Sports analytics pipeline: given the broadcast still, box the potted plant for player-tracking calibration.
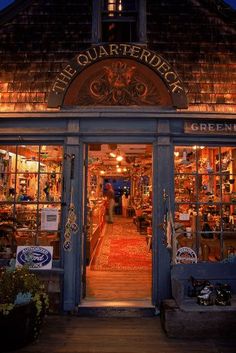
[0,265,49,351]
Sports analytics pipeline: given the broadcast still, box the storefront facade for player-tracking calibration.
[0,1,235,313]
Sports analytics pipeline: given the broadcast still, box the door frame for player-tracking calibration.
[78,139,158,305]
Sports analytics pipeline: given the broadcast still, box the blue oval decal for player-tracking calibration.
[17,246,52,268]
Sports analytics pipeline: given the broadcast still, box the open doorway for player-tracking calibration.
[84,143,153,304]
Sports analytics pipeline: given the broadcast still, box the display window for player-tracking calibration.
[0,145,63,260]
[174,145,236,262]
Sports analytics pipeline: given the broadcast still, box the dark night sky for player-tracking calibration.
[0,0,236,11]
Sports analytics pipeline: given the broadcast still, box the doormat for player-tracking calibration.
[91,217,152,271]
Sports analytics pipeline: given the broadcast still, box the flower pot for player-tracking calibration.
[0,301,44,351]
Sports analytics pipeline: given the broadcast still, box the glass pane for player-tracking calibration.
[175,175,196,202]
[175,203,198,257]
[199,203,221,231]
[39,174,62,202]
[197,146,219,173]
[16,173,38,202]
[39,205,61,232]
[0,204,14,222]
[198,174,220,202]
[200,235,221,262]
[223,231,236,260]
[0,220,17,259]
[220,147,235,173]
[0,145,17,173]
[17,145,40,173]
[0,174,15,201]
[15,204,37,229]
[174,146,197,173]
[40,146,63,172]
[15,229,36,246]
[38,231,60,259]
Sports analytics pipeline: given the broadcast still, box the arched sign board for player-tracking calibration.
[48,43,188,109]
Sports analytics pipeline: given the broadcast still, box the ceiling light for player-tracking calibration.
[116,155,123,161]
[109,152,116,158]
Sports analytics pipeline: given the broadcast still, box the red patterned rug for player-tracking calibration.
[91,217,152,271]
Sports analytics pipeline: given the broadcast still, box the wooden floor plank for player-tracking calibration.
[11,316,236,353]
[86,216,152,301]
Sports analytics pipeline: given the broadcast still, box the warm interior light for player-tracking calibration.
[193,145,205,150]
[109,152,116,158]
[100,170,105,175]
[116,155,123,161]
[174,151,179,157]
[117,168,122,173]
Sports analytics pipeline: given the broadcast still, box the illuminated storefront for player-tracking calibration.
[0,1,235,314]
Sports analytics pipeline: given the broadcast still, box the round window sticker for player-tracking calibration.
[176,247,197,264]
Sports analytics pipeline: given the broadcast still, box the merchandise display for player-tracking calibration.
[174,146,236,262]
[0,145,63,259]
[86,144,153,264]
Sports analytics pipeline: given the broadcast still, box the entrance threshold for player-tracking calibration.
[77,299,157,317]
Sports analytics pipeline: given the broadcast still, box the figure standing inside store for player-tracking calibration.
[105,183,115,224]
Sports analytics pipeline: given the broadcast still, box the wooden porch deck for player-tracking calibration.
[11,315,236,353]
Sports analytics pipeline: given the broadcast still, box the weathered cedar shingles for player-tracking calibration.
[147,0,236,112]
[0,0,92,111]
[0,0,235,112]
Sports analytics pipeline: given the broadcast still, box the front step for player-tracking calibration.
[77,300,158,317]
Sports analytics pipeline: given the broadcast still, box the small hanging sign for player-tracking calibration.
[41,208,59,231]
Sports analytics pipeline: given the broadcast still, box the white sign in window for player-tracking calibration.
[41,208,59,231]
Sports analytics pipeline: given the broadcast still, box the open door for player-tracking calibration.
[81,144,89,299]
[84,143,153,304]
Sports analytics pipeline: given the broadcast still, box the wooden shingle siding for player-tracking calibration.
[0,0,235,112]
[147,0,236,112]
[0,0,92,111]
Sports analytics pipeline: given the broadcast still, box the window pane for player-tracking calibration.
[15,229,36,246]
[0,144,64,260]
[40,146,63,171]
[174,146,197,173]
[175,175,196,202]
[197,174,219,202]
[16,173,38,202]
[200,236,221,262]
[17,146,39,173]
[16,204,37,229]
[223,231,236,260]
[0,204,14,222]
[174,145,236,263]
[39,205,61,231]
[39,174,62,202]
[197,146,219,173]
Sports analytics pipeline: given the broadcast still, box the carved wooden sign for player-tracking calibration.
[48,44,188,109]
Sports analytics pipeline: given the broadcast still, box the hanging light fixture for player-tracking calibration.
[109,152,116,158]
[116,149,123,161]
